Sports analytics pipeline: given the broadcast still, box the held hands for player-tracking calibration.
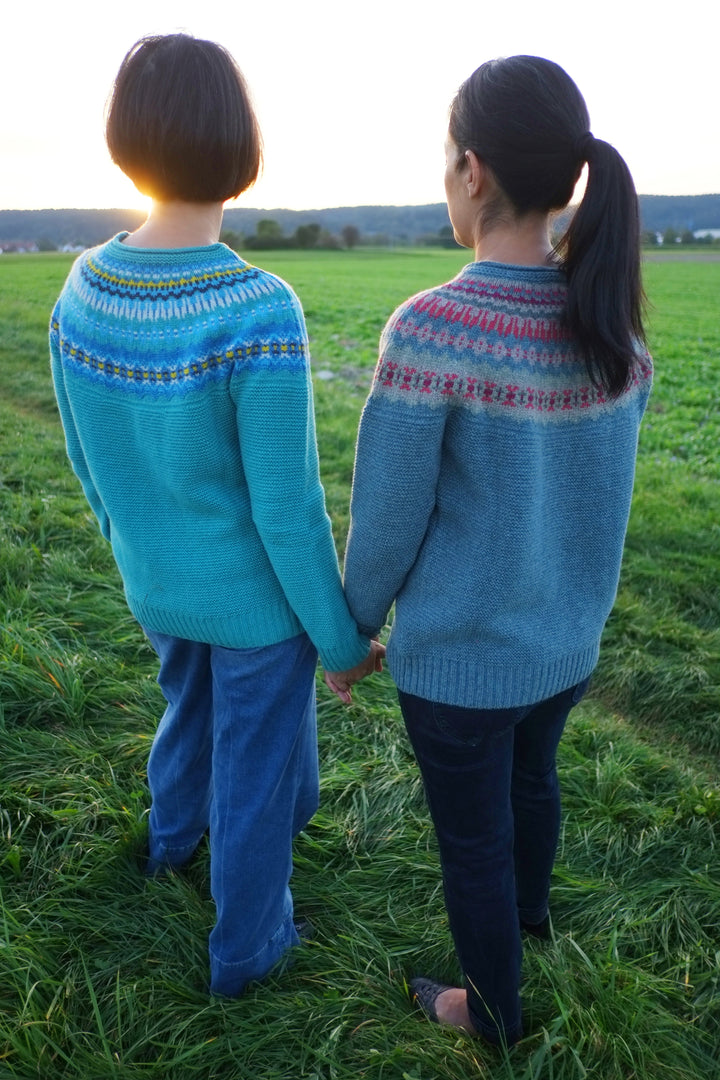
[324,639,386,705]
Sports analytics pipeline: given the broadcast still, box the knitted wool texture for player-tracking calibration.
[343,261,653,708]
[50,234,368,672]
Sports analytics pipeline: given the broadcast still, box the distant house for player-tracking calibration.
[0,241,39,253]
[694,229,720,240]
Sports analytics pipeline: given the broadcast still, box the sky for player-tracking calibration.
[2,0,717,213]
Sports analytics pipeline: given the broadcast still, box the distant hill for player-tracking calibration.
[1,195,719,249]
[0,205,452,249]
[638,194,720,233]
[0,208,146,250]
[221,204,455,243]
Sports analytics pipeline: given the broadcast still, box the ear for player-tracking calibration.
[464,149,487,198]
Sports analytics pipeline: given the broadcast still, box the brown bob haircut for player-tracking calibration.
[106,34,262,203]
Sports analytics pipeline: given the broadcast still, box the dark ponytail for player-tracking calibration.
[554,137,646,396]
[449,56,646,397]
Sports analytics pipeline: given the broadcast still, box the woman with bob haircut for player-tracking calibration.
[343,55,652,1046]
[50,33,383,997]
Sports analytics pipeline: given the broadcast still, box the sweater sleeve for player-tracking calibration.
[231,289,369,673]
[343,317,449,637]
[49,311,112,542]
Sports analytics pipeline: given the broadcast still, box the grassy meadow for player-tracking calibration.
[0,247,718,1079]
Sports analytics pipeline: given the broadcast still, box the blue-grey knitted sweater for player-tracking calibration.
[50,234,369,672]
[343,261,652,707]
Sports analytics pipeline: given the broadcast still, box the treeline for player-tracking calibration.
[229,220,360,251]
[222,204,456,247]
[638,193,720,234]
[222,219,459,252]
[643,226,718,246]
[0,205,456,251]
[1,194,719,250]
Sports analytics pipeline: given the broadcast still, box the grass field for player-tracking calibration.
[0,248,718,1079]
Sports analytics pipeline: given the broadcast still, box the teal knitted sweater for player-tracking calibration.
[50,234,369,672]
[343,261,653,708]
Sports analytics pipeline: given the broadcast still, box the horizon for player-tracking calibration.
[3,191,720,216]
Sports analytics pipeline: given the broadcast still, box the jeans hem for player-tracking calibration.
[469,1012,524,1047]
[517,904,549,925]
[147,834,204,875]
[209,915,299,997]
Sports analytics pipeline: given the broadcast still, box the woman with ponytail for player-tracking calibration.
[343,56,652,1046]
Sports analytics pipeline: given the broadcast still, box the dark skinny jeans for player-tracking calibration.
[399,678,590,1046]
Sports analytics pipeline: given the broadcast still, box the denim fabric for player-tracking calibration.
[144,629,319,996]
[398,678,590,1046]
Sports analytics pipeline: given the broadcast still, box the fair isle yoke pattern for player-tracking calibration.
[370,261,653,419]
[79,251,259,301]
[51,332,307,392]
[50,235,308,395]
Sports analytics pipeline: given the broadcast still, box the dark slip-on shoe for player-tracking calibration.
[409,977,455,1023]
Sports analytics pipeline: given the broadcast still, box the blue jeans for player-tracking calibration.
[143,629,319,996]
[398,678,590,1046]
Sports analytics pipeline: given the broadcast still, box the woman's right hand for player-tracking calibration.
[323,639,386,704]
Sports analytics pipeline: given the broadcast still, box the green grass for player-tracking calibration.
[594,261,720,760]
[0,249,718,1079]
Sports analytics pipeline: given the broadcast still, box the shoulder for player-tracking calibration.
[50,241,106,333]
[240,263,305,320]
[72,235,128,276]
[57,239,108,292]
[383,275,460,333]
[231,264,308,353]
[368,276,466,410]
[376,277,460,362]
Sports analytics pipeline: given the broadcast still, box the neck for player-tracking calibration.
[123,200,225,249]
[473,213,553,267]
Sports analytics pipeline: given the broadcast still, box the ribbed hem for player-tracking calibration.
[127,594,304,650]
[389,644,599,709]
[127,595,369,673]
